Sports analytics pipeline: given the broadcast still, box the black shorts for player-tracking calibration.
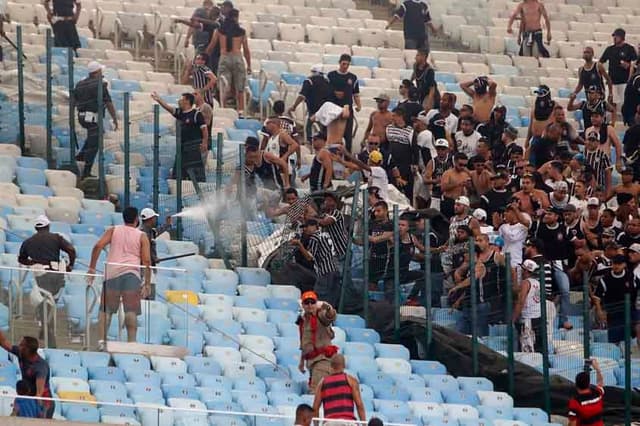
[52,20,81,49]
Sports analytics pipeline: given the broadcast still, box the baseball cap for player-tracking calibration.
[612,28,626,38]
[472,208,487,221]
[87,61,105,74]
[586,131,600,140]
[554,181,568,192]
[368,150,383,164]
[455,196,470,207]
[34,215,50,228]
[301,290,317,302]
[628,243,640,253]
[612,254,627,264]
[374,93,390,102]
[140,208,159,221]
[521,259,539,273]
[563,204,577,212]
[434,138,449,148]
[545,206,563,215]
[534,84,550,96]
[587,197,600,206]
[310,63,323,74]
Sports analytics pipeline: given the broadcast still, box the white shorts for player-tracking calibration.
[613,83,626,110]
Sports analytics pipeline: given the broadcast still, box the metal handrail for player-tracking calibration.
[0,394,414,426]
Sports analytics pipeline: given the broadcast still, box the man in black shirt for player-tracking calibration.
[386,0,439,52]
[411,48,438,110]
[599,28,638,111]
[529,123,560,168]
[45,0,81,53]
[74,61,118,179]
[152,91,209,182]
[478,105,507,157]
[622,73,640,126]
[368,201,393,291]
[18,215,76,348]
[289,64,333,143]
[327,55,361,152]
[622,105,640,181]
[481,171,512,225]
[593,254,635,343]
[616,217,640,248]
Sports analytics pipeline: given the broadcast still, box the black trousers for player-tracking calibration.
[344,106,354,152]
[52,20,81,50]
[77,122,99,178]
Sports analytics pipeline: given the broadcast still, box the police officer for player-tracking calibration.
[18,215,76,348]
[74,61,118,179]
[44,0,82,53]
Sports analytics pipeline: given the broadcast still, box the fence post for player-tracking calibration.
[68,48,77,170]
[505,253,515,397]
[582,271,590,364]
[362,189,369,325]
[238,145,247,267]
[17,25,25,152]
[624,293,631,426]
[123,92,131,207]
[338,174,361,314]
[539,264,551,418]
[97,73,105,199]
[393,204,400,341]
[45,28,53,167]
[215,133,223,191]
[424,219,432,358]
[469,238,478,376]
[152,105,160,212]
[175,124,182,240]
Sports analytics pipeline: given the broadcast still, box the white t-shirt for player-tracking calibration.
[426,109,458,136]
[499,222,528,266]
[365,166,389,201]
[417,129,435,162]
[454,130,481,158]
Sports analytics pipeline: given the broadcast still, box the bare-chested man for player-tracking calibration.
[363,94,393,145]
[526,84,555,150]
[459,76,497,124]
[506,0,551,58]
[440,152,472,219]
[608,168,640,202]
[513,173,550,215]
[585,108,623,173]
[206,8,251,116]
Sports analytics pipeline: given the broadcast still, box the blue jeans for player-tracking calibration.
[553,268,571,327]
[456,302,490,337]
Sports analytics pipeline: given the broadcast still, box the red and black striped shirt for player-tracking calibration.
[320,373,355,420]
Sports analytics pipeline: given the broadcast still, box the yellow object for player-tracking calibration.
[165,290,199,305]
[57,391,97,402]
[368,150,383,164]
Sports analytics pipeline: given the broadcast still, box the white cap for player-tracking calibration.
[455,196,470,207]
[472,208,487,221]
[34,215,50,228]
[434,138,449,148]
[521,259,539,272]
[87,61,105,74]
[629,243,640,253]
[140,208,159,221]
[554,181,568,191]
[587,197,600,206]
[310,64,323,74]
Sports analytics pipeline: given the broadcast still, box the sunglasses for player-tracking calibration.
[457,162,468,167]
[368,142,379,145]
[302,299,316,305]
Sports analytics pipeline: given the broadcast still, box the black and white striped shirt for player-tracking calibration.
[321,209,348,259]
[530,254,554,297]
[192,64,215,106]
[584,149,610,189]
[307,231,338,276]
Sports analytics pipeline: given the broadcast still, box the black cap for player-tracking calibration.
[612,28,626,38]
[545,206,563,215]
[563,204,577,212]
[491,171,509,180]
[612,254,627,264]
[245,136,260,150]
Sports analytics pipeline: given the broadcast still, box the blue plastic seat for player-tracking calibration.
[166,330,204,355]
[231,390,268,405]
[264,297,299,311]
[44,349,81,366]
[234,119,262,132]
[112,353,151,371]
[20,184,53,197]
[513,407,549,423]
[267,391,302,406]
[124,369,161,386]
[442,389,480,405]
[345,355,378,376]
[184,356,222,375]
[87,366,126,382]
[235,296,266,309]
[280,72,305,85]
[203,330,240,349]
[15,167,46,186]
[335,314,366,329]
[71,224,105,236]
[477,405,513,421]
[89,379,127,396]
[162,384,199,399]
[198,387,233,405]
[226,128,257,141]
[394,373,426,390]
[435,72,457,84]
[79,351,110,368]
[202,279,238,296]
[342,342,376,358]
[80,211,113,227]
[424,374,459,392]
[358,371,395,389]
[266,378,302,394]
[266,309,298,324]
[235,267,271,286]
[209,415,248,426]
[375,343,410,360]
[17,157,47,170]
[457,376,494,392]
[344,327,381,344]
[99,404,136,419]
[196,374,232,390]
[351,56,378,68]
[373,399,411,419]
[409,387,443,403]
[51,365,88,380]
[110,79,142,92]
[0,363,18,387]
[374,385,410,401]
[61,403,100,423]
[233,376,266,392]
[242,321,278,339]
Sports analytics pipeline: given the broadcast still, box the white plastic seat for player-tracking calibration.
[435,61,462,73]
[364,19,386,30]
[201,305,233,322]
[51,377,90,393]
[408,401,444,419]
[240,348,277,365]
[232,307,267,323]
[238,335,274,352]
[237,285,270,298]
[0,386,16,416]
[479,35,506,55]
[477,390,514,408]
[385,30,404,49]
[461,62,490,75]
[267,285,300,300]
[333,27,360,46]
[375,358,412,376]
[150,356,187,373]
[277,23,305,42]
[44,169,76,188]
[222,362,255,378]
[16,194,48,209]
[379,57,406,69]
[306,25,334,44]
[204,346,242,364]
[443,403,478,420]
[199,294,233,308]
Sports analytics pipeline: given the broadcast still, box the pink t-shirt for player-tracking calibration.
[105,225,143,280]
